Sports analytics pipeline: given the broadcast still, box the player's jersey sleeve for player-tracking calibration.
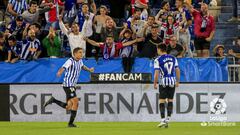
[36,39,42,51]
[62,59,73,69]
[154,58,160,70]
[80,59,85,68]
[175,57,179,68]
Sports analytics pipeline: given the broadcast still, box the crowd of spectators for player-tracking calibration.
[0,0,239,72]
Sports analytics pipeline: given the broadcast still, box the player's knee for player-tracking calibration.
[66,100,73,110]
[73,97,79,103]
[159,99,166,103]
[71,98,79,108]
[66,106,71,110]
[168,99,173,102]
[74,98,79,106]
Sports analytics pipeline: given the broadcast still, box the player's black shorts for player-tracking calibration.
[194,37,210,50]
[63,87,77,100]
[159,85,175,99]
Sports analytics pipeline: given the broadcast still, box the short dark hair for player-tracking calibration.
[134,8,141,13]
[148,15,155,19]
[167,14,174,19]
[99,5,108,14]
[167,15,176,24]
[157,43,167,52]
[71,22,79,27]
[82,3,89,7]
[176,0,184,3]
[16,16,23,21]
[161,0,169,8]
[73,47,83,54]
[100,5,107,10]
[217,46,224,50]
[29,1,37,6]
[8,35,16,41]
[32,22,41,29]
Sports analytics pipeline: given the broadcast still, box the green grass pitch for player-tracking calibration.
[0,122,239,135]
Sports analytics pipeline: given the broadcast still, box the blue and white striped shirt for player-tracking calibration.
[7,41,22,57]
[21,38,41,60]
[154,54,179,87]
[8,0,28,19]
[63,57,84,87]
[76,12,94,33]
[63,3,77,22]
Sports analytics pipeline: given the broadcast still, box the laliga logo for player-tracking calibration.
[210,98,227,115]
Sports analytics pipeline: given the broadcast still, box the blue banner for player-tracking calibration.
[0,58,228,83]
[177,58,228,82]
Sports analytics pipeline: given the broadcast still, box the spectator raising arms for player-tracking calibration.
[42,27,61,58]
[139,24,163,59]
[76,3,94,57]
[41,0,64,30]
[142,16,155,37]
[59,15,86,57]
[155,1,171,23]
[127,8,145,38]
[119,28,136,73]
[21,24,42,60]
[22,1,51,24]
[185,0,215,58]
[93,5,114,56]
[85,35,144,59]
[161,15,179,45]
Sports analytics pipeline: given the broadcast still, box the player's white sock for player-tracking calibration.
[157,118,167,127]
[166,117,170,123]
[161,118,166,123]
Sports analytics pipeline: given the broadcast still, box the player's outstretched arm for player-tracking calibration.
[175,67,180,87]
[154,70,160,89]
[56,67,65,77]
[83,65,94,73]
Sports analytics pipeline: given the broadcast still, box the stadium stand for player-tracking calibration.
[0,0,239,82]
